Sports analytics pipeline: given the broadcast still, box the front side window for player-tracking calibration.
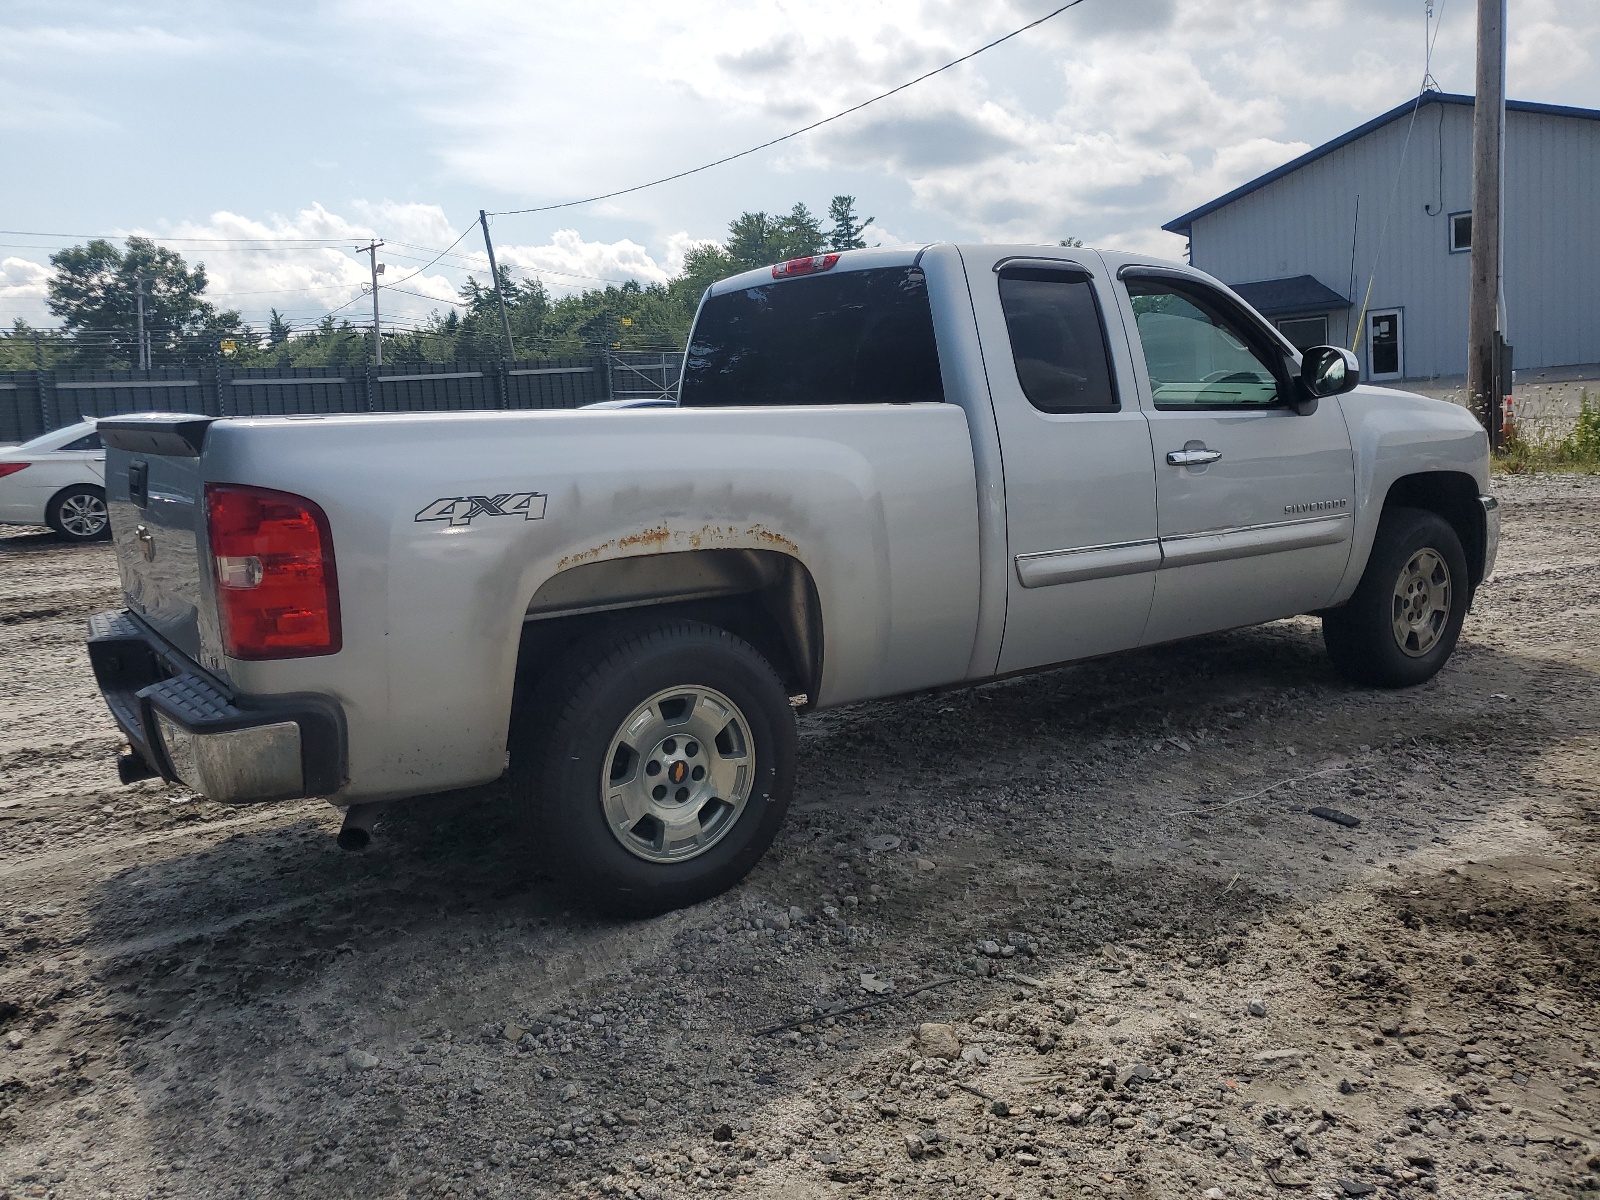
[997,267,1117,414]
[1125,278,1284,409]
[680,266,943,407]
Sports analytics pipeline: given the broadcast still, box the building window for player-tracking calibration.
[1276,315,1329,352]
[1449,211,1472,253]
[1367,309,1404,380]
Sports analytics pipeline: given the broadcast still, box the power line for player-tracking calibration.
[0,229,362,245]
[489,0,1091,217]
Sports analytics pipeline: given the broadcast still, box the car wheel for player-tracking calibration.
[46,485,110,543]
[510,619,797,916]
[1323,506,1469,688]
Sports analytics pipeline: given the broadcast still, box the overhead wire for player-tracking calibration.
[1350,0,1450,354]
[487,0,1091,217]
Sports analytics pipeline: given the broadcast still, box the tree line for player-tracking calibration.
[0,196,876,371]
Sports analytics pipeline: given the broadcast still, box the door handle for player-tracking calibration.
[1167,447,1222,466]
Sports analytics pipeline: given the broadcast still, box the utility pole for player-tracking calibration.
[1467,0,1507,448]
[135,275,148,371]
[357,240,385,365]
[479,211,516,361]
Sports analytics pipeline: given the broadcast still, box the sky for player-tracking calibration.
[2,0,1597,336]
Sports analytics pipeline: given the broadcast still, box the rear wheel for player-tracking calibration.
[46,485,110,542]
[1323,506,1468,687]
[510,619,796,916]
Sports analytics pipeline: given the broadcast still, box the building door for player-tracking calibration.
[1118,270,1357,645]
[1367,309,1404,380]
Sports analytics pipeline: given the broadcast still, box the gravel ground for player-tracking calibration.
[1,476,1598,1200]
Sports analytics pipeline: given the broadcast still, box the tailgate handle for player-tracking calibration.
[128,460,149,508]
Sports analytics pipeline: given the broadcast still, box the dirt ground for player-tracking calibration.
[2,475,1599,1200]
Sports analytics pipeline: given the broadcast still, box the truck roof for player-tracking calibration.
[706,244,1193,298]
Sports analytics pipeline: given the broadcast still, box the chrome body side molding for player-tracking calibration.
[1015,514,1352,587]
[1159,513,1352,568]
[1014,539,1160,588]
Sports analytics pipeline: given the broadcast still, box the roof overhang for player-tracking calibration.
[1164,91,1600,236]
[1229,275,1352,318]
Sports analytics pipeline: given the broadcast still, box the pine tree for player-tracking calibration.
[776,203,825,258]
[826,196,875,251]
[268,308,291,347]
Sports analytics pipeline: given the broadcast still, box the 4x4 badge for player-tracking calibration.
[415,492,547,527]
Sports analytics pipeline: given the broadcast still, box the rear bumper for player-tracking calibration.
[87,610,345,802]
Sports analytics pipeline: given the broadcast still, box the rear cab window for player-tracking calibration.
[680,265,943,407]
[997,266,1118,414]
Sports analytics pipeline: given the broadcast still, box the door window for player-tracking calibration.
[680,266,943,407]
[997,267,1118,414]
[1125,277,1285,408]
[1367,309,1404,379]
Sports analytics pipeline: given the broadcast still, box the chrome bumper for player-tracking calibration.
[1480,494,1500,584]
[87,610,344,803]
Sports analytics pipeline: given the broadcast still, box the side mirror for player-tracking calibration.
[1299,345,1360,401]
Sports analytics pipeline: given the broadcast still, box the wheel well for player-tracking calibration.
[1382,471,1485,587]
[512,549,823,713]
[47,481,104,506]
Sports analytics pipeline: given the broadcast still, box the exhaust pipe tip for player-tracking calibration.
[337,803,381,852]
[117,750,158,786]
[335,826,372,852]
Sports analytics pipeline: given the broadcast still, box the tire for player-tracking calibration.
[46,485,110,543]
[510,619,797,916]
[1323,506,1469,688]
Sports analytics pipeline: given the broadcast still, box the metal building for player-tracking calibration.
[1163,91,1600,384]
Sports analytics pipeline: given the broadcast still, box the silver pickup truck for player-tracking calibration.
[88,244,1499,913]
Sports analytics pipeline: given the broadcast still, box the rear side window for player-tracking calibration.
[680,266,943,407]
[60,431,103,452]
[998,267,1118,413]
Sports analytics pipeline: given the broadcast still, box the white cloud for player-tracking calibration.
[0,258,52,323]
[499,229,672,292]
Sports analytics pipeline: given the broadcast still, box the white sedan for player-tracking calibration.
[0,420,109,542]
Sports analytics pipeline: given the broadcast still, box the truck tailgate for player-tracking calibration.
[100,416,214,663]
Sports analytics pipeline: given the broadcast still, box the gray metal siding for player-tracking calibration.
[1188,104,1598,379]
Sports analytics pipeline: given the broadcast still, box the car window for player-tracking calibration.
[15,425,89,452]
[680,266,943,407]
[997,267,1117,414]
[60,431,103,452]
[1125,278,1284,409]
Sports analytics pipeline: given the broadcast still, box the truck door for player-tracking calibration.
[1115,268,1356,645]
[969,252,1160,673]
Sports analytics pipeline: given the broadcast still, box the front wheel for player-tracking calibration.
[46,485,110,542]
[1323,506,1469,688]
[510,619,796,916]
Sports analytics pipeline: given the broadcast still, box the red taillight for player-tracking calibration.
[204,483,341,660]
[771,253,840,279]
[0,463,30,479]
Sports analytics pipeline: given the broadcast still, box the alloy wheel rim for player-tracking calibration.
[59,493,107,538]
[1391,547,1452,657]
[600,685,755,864]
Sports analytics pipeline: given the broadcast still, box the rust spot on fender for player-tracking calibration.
[554,522,800,571]
[744,524,800,555]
